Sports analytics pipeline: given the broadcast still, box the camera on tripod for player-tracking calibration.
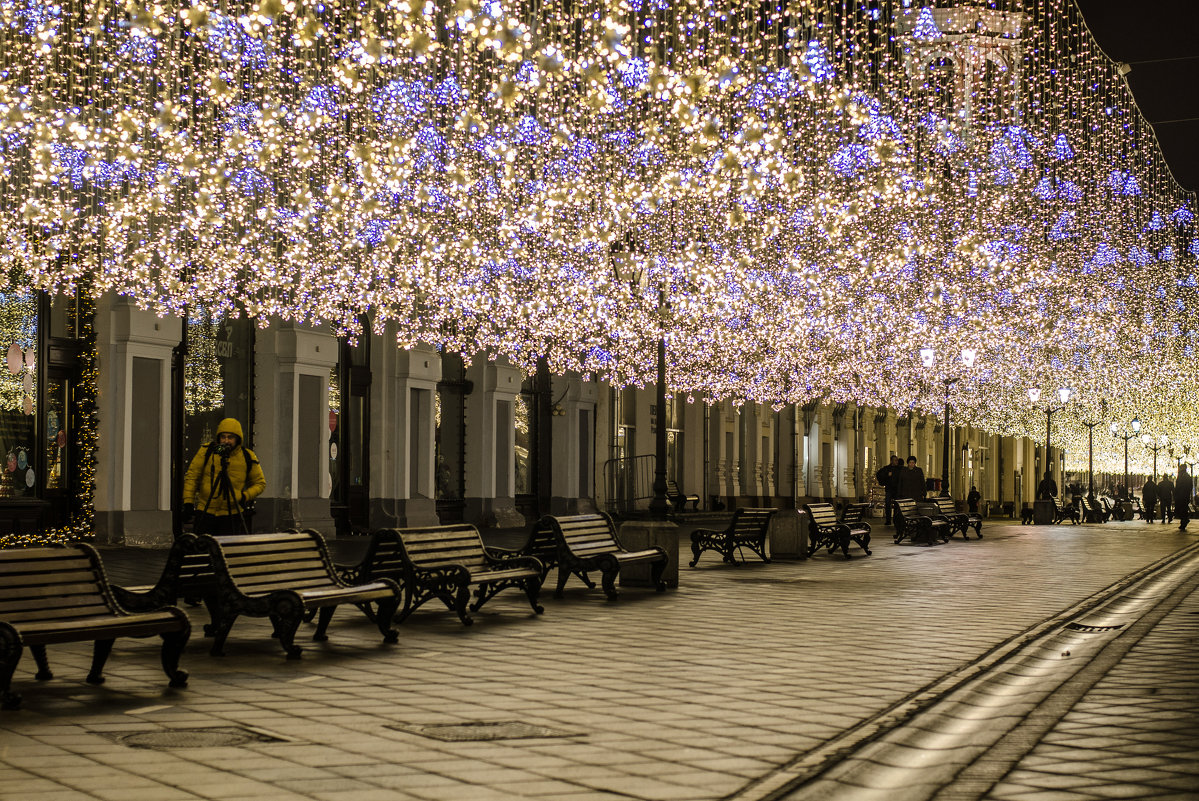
[213,442,233,457]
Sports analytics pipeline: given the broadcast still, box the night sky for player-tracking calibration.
[1075,0,1199,192]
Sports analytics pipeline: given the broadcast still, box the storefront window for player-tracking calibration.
[0,290,37,498]
[184,307,254,458]
[514,394,532,495]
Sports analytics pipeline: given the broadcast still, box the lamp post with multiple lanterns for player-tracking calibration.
[1110,419,1142,494]
[1028,387,1072,486]
[920,347,977,498]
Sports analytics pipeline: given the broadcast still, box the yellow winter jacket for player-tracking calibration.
[183,418,267,516]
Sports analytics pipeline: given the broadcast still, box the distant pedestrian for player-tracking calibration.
[1175,465,1193,531]
[897,455,926,500]
[1037,471,1057,500]
[1142,478,1158,522]
[876,455,902,525]
[966,486,981,515]
[1158,474,1174,523]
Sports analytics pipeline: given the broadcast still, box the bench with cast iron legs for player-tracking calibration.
[1,544,190,710]
[534,513,667,600]
[929,496,983,538]
[1053,496,1080,525]
[690,507,778,566]
[803,503,871,558]
[666,480,700,512]
[352,525,544,626]
[893,498,946,545]
[198,531,401,659]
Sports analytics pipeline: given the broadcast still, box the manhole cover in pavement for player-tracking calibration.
[112,727,285,749]
[1064,622,1126,633]
[387,721,581,741]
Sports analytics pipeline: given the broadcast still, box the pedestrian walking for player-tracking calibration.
[1174,465,1193,531]
[1158,474,1174,523]
[876,455,901,525]
[897,455,926,501]
[1141,478,1158,522]
[182,418,267,536]
[967,485,981,515]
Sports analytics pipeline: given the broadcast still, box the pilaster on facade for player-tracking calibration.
[95,298,181,545]
[463,357,525,528]
[549,373,598,515]
[372,343,441,528]
[708,400,740,501]
[254,322,338,535]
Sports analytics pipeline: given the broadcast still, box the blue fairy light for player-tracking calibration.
[1033,177,1056,201]
[51,144,87,189]
[1059,181,1082,202]
[829,144,872,177]
[1128,246,1154,267]
[1147,210,1165,231]
[223,102,260,134]
[1089,242,1121,267]
[912,6,941,40]
[1052,133,1074,160]
[230,168,272,197]
[1121,175,1141,196]
[1171,205,1195,226]
[11,0,60,36]
[617,58,650,90]
[802,41,834,83]
[434,76,465,106]
[1050,211,1076,241]
[206,13,267,69]
[1159,246,1175,261]
[515,115,548,146]
[356,219,391,246]
[371,79,428,128]
[515,61,539,86]
[116,28,158,65]
[301,85,341,117]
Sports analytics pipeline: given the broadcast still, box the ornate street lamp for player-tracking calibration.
[1082,419,1100,502]
[920,347,976,498]
[1029,386,1072,484]
[1141,433,1167,481]
[1110,418,1141,494]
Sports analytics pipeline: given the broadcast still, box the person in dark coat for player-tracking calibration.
[966,485,981,515]
[1142,478,1158,522]
[1158,474,1174,523]
[876,455,901,525]
[1174,465,1193,531]
[1037,471,1057,500]
[897,455,926,500]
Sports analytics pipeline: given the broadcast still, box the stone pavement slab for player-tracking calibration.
[1,520,1195,801]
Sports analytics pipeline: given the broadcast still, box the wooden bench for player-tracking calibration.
[198,531,402,659]
[1081,496,1109,523]
[839,503,874,555]
[930,496,983,538]
[534,513,667,599]
[353,525,544,625]
[666,480,700,512]
[1,544,190,710]
[1053,496,1080,524]
[689,507,777,565]
[802,503,870,558]
[893,498,947,545]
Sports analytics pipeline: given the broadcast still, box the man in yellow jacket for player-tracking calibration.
[182,418,266,536]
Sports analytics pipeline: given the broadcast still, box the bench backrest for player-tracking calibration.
[387,524,488,571]
[841,503,870,525]
[893,498,920,519]
[1081,497,1098,512]
[665,479,682,496]
[203,531,338,596]
[0,545,116,625]
[930,497,958,516]
[729,507,777,535]
[542,513,622,557]
[803,503,839,529]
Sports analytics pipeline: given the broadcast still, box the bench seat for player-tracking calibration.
[198,531,401,659]
[690,507,777,565]
[929,496,983,538]
[1,545,190,710]
[666,480,700,512]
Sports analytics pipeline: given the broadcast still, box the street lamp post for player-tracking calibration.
[1082,420,1100,501]
[920,347,976,498]
[1142,434,1167,481]
[1028,386,1072,486]
[1110,418,1141,494]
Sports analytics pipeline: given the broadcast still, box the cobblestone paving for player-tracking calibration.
[986,575,1199,801]
[1,521,1195,801]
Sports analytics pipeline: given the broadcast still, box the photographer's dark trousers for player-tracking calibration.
[195,512,248,536]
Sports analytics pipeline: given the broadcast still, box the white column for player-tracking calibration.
[549,373,598,515]
[254,322,338,534]
[371,343,441,528]
[463,357,525,528]
[94,297,179,546]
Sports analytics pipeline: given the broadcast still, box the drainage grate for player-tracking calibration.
[387,721,581,742]
[109,727,287,749]
[1064,622,1126,633]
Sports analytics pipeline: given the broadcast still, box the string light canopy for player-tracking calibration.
[0,0,1194,452]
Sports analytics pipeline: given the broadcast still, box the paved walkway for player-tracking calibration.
[1,519,1197,801]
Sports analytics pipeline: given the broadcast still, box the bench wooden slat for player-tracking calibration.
[523,513,668,600]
